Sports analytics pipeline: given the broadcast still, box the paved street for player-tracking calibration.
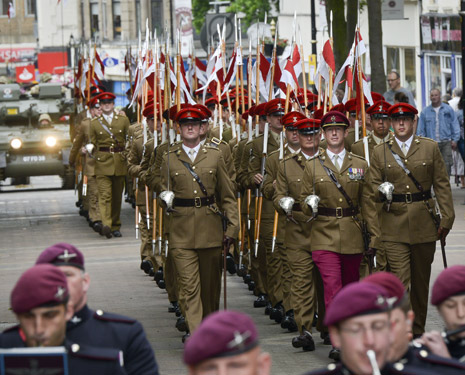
[0,176,464,374]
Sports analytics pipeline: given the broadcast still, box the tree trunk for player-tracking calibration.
[346,0,357,51]
[325,0,347,70]
[367,0,386,94]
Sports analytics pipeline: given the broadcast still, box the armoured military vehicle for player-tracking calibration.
[0,83,75,188]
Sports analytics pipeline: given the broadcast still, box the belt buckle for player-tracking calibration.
[405,193,412,204]
[335,207,343,219]
[109,146,114,154]
[194,197,201,208]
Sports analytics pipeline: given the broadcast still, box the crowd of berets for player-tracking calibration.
[1,83,464,374]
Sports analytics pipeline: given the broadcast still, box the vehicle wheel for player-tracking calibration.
[12,176,30,185]
[62,166,75,189]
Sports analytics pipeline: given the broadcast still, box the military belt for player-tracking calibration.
[173,196,216,208]
[389,191,432,203]
[99,146,124,153]
[292,203,302,211]
[318,206,359,218]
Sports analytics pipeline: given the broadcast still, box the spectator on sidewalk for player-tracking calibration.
[417,88,460,176]
[384,70,416,106]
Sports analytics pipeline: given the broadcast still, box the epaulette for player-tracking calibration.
[352,138,363,146]
[204,145,221,152]
[417,136,433,144]
[349,152,366,161]
[67,342,124,365]
[245,139,254,145]
[209,137,222,148]
[283,153,295,161]
[93,309,136,324]
[268,149,280,157]
[414,348,465,370]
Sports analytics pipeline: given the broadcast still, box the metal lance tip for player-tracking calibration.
[304,194,320,217]
[84,143,95,156]
[160,191,175,212]
[378,181,394,211]
[366,350,381,375]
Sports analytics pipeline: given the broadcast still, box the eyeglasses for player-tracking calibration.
[387,79,399,82]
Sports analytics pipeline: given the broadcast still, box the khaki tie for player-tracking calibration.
[188,149,196,162]
[333,155,341,171]
[401,143,408,156]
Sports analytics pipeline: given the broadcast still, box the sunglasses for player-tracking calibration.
[100,100,114,104]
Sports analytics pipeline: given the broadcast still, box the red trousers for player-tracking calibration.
[312,251,363,309]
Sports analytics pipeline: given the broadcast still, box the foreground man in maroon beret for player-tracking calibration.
[35,242,159,375]
[183,310,271,374]
[363,271,465,373]
[0,264,126,374]
[418,265,465,363]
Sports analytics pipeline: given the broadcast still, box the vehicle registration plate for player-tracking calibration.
[7,108,18,115]
[22,155,46,162]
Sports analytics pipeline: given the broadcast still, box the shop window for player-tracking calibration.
[25,0,36,17]
[90,2,100,39]
[151,0,163,36]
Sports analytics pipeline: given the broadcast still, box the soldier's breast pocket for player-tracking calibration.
[199,167,217,188]
[288,175,303,196]
[171,171,187,190]
[314,174,333,196]
[412,158,433,184]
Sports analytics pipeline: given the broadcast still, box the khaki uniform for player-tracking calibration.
[351,132,394,275]
[90,113,130,231]
[69,117,101,223]
[320,127,368,152]
[262,147,293,311]
[367,136,455,335]
[209,125,233,143]
[160,144,239,332]
[125,123,142,201]
[299,150,380,307]
[247,132,281,300]
[72,109,91,204]
[127,133,161,270]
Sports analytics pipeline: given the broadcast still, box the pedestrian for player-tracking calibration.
[455,95,464,163]
[363,271,465,373]
[299,111,381,360]
[159,106,238,338]
[383,70,416,106]
[417,88,460,176]
[449,87,463,111]
[90,91,130,238]
[183,310,271,375]
[419,265,465,363]
[35,242,160,375]
[367,102,455,338]
[0,264,126,374]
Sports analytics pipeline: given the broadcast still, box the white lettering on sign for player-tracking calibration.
[0,48,35,63]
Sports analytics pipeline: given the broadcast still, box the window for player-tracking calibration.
[112,1,121,39]
[1,0,14,16]
[385,46,416,99]
[90,2,99,39]
[25,0,36,17]
[135,0,141,36]
[151,0,163,36]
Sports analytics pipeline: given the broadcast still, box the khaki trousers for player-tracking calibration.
[287,247,316,334]
[96,175,125,230]
[248,219,267,296]
[384,241,436,335]
[261,218,283,307]
[171,247,222,333]
[138,204,162,269]
[86,175,101,223]
[359,243,388,278]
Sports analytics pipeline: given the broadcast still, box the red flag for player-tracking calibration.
[322,41,336,73]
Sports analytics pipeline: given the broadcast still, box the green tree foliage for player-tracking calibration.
[227,0,271,28]
[192,0,212,33]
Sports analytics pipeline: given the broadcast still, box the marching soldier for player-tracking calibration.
[69,96,102,234]
[421,265,465,362]
[274,118,322,351]
[35,243,160,375]
[363,271,465,373]
[159,106,238,337]
[0,264,127,374]
[262,111,305,327]
[299,111,380,360]
[367,102,455,337]
[247,99,285,314]
[127,103,160,276]
[351,100,394,275]
[90,91,130,238]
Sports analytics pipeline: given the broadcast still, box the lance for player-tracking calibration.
[254,122,268,257]
[299,28,309,117]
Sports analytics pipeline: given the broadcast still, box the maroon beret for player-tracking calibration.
[432,265,465,306]
[36,243,85,270]
[184,310,258,366]
[11,264,69,314]
[325,282,389,326]
[363,271,406,308]
[321,110,350,128]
